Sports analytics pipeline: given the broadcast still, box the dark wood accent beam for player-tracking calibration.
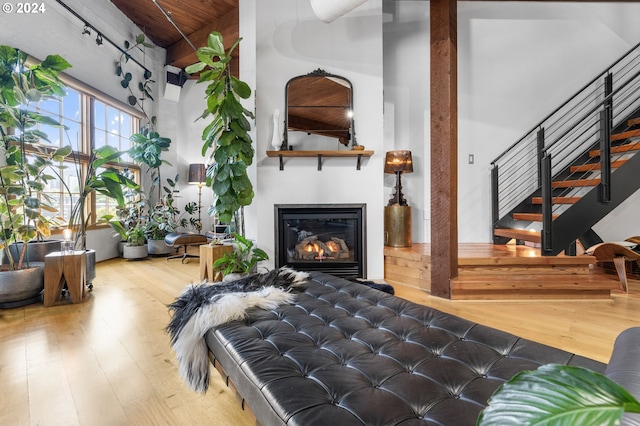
[430,0,458,299]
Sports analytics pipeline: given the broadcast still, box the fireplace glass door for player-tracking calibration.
[275,204,365,278]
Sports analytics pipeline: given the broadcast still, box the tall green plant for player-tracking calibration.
[185,31,255,236]
[128,123,171,201]
[0,45,72,270]
[65,145,139,250]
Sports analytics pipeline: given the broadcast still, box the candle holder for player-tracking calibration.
[61,240,74,254]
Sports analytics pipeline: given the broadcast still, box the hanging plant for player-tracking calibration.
[114,33,172,204]
[185,31,254,236]
[115,33,154,111]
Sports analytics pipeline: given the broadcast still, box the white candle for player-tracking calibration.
[63,229,72,241]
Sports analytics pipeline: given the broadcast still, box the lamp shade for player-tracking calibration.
[310,0,368,23]
[384,150,413,174]
[188,163,206,184]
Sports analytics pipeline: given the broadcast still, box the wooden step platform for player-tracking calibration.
[384,243,620,300]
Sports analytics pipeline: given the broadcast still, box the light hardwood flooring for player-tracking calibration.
[1,252,640,425]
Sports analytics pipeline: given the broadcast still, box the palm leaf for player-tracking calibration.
[478,364,640,426]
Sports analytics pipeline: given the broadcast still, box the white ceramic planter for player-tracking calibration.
[123,244,148,260]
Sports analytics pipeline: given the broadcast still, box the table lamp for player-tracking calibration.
[384,150,413,206]
[188,163,206,226]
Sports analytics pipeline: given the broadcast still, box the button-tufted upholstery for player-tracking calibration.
[205,272,605,426]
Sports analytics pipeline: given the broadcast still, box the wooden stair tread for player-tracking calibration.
[494,228,541,243]
[610,129,640,141]
[551,178,600,188]
[458,256,596,267]
[452,273,617,288]
[512,212,558,222]
[570,159,627,173]
[627,117,640,127]
[590,141,640,157]
[532,196,581,204]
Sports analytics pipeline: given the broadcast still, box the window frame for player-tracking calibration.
[19,64,145,233]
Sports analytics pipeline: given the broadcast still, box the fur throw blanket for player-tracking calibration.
[166,267,309,393]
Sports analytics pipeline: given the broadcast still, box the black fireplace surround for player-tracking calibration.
[274,204,366,278]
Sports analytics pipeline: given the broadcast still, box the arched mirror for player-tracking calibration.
[283,69,356,149]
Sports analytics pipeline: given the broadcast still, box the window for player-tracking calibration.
[23,80,142,229]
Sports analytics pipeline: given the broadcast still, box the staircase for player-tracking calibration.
[492,43,640,256]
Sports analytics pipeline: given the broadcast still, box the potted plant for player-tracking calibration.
[212,233,268,280]
[122,224,147,260]
[186,31,255,237]
[144,175,201,255]
[0,45,72,307]
[102,179,145,256]
[64,144,138,280]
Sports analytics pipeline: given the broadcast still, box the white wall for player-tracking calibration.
[253,0,384,278]
[384,1,640,243]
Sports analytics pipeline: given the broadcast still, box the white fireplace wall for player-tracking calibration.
[254,0,384,278]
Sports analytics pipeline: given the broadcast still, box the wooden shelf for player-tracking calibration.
[266,150,374,170]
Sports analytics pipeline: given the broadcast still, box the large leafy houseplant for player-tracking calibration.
[66,145,138,251]
[478,364,640,425]
[0,45,72,270]
[186,31,255,237]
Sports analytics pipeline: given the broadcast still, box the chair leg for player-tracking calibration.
[181,249,200,264]
[613,256,628,292]
[166,244,201,263]
[168,245,189,261]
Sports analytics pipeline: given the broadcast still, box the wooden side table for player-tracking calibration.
[44,251,86,307]
[200,244,233,282]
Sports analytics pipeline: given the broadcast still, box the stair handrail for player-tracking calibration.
[491,40,640,166]
[492,39,640,250]
[543,68,640,153]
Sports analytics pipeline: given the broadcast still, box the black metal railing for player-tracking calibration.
[491,41,640,253]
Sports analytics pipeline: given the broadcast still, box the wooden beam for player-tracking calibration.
[430,0,458,299]
[165,7,239,74]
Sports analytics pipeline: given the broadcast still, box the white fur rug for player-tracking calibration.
[166,267,309,392]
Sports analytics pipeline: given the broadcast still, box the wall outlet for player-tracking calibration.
[468,154,474,164]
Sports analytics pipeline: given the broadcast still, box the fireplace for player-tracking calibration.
[275,204,366,278]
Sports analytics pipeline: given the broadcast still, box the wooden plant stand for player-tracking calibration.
[44,251,86,307]
[200,244,233,282]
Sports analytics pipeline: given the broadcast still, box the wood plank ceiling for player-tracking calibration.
[109,0,239,70]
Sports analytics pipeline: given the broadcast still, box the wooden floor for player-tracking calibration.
[1,248,640,425]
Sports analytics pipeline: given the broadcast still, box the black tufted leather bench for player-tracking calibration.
[205,271,606,425]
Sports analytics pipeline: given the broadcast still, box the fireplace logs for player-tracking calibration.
[295,236,351,260]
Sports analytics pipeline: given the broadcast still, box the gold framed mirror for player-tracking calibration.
[282,69,356,149]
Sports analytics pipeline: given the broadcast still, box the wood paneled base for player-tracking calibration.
[384,243,621,300]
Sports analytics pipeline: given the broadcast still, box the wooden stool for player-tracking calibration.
[200,244,234,281]
[44,251,86,307]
